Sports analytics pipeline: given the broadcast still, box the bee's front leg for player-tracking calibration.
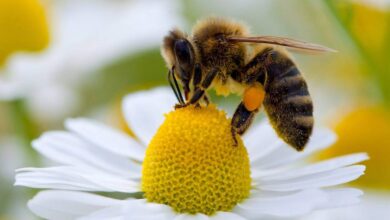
[193,64,210,106]
[174,64,202,109]
[188,67,219,105]
[202,93,210,105]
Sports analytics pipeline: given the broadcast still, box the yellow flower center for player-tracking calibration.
[142,105,251,215]
[317,106,390,190]
[0,0,50,65]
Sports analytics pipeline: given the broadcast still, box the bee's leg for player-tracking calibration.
[178,67,192,102]
[228,48,271,144]
[182,82,190,101]
[188,68,219,105]
[193,63,204,107]
[231,102,257,146]
[192,63,202,90]
[241,48,273,85]
[174,64,202,109]
[202,93,210,105]
[192,92,209,108]
[229,48,274,142]
[231,83,265,145]
[179,65,193,101]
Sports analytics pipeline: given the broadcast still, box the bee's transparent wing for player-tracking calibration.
[228,36,336,53]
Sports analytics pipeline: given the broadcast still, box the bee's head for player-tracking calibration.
[161,29,196,84]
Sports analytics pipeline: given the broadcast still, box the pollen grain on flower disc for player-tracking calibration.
[141,105,251,215]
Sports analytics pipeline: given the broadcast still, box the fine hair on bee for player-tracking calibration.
[161,17,335,151]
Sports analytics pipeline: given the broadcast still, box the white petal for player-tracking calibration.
[260,153,368,181]
[258,165,365,191]
[65,118,145,161]
[171,212,247,220]
[81,199,177,220]
[234,189,328,218]
[174,213,209,220]
[122,199,176,220]
[122,87,176,145]
[15,166,140,193]
[211,212,246,220]
[243,121,281,161]
[33,131,141,179]
[79,206,124,220]
[28,190,123,220]
[319,188,363,209]
[250,167,289,181]
[250,127,336,170]
[304,190,388,220]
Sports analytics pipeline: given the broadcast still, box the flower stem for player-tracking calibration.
[8,99,40,165]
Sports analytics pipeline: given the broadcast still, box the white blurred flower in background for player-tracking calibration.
[0,0,183,122]
[0,137,36,220]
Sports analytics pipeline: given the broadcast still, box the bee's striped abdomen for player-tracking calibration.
[262,50,313,151]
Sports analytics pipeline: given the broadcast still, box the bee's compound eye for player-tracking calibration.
[174,39,193,63]
[243,83,265,111]
[173,39,194,81]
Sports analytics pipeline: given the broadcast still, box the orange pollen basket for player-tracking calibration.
[243,83,265,111]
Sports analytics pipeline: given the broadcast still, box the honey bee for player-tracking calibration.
[161,18,335,151]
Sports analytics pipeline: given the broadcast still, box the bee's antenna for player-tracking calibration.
[168,67,185,105]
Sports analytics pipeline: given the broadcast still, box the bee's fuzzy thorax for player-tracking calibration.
[191,17,249,42]
[191,17,249,80]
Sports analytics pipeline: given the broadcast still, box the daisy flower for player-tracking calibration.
[15,87,367,220]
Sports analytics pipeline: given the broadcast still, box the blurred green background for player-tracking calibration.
[0,0,389,219]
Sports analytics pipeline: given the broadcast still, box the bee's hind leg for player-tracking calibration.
[231,102,257,146]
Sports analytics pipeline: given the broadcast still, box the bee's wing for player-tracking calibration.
[228,36,337,53]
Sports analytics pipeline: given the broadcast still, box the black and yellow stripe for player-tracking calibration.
[261,49,313,151]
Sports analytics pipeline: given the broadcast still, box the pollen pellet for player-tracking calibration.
[243,83,265,111]
[141,105,251,215]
